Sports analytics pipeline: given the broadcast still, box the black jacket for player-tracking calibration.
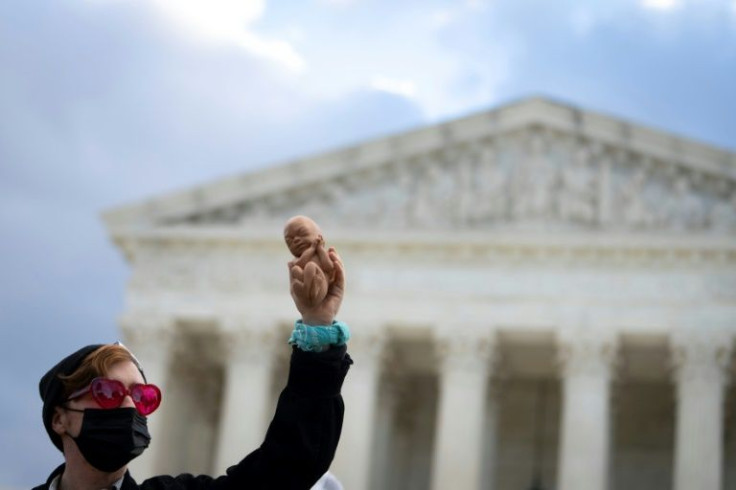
[34,345,352,490]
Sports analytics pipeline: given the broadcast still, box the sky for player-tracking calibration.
[1,0,735,486]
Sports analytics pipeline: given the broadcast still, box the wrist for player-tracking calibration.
[288,320,350,352]
[301,316,334,326]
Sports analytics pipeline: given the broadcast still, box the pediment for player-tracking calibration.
[103,98,736,235]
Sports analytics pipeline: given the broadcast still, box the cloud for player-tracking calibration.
[317,0,359,7]
[641,0,681,10]
[286,1,511,120]
[149,0,305,71]
[370,76,417,99]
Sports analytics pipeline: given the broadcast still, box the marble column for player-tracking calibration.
[214,321,277,474]
[431,334,493,490]
[480,381,501,490]
[119,314,174,479]
[369,371,400,489]
[557,332,617,490]
[671,331,732,490]
[331,333,385,490]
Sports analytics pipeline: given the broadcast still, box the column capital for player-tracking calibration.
[670,330,733,386]
[557,330,618,379]
[119,312,175,333]
[436,333,496,373]
[347,330,387,366]
[219,316,279,364]
[118,313,175,361]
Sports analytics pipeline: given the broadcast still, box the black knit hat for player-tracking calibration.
[39,344,103,451]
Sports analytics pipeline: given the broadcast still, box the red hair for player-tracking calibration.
[58,344,137,397]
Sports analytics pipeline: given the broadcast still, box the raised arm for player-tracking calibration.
[161,248,351,490]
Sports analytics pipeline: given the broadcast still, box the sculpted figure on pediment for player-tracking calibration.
[665,175,707,230]
[437,154,464,225]
[710,192,736,233]
[619,165,658,228]
[319,178,384,227]
[468,143,508,224]
[452,146,477,226]
[238,200,272,224]
[357,167,404,228]
[297,196,332,227]
[361,184,399,226]
[315,163,414,228]
[510,140,531,219]
[376,162,414,228]
[512,131,556,221]
[323,181,355,223]
[646,172,674,228]
[558,143,597,224]
[406,163,431,228]
[409,157,455,227]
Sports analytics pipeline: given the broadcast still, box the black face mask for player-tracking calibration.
[71,407,151,472]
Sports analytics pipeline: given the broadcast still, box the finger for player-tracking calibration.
[328,248,343,270]
[328,248,344,267]
[327,248,344,285]
[331,256,345,290]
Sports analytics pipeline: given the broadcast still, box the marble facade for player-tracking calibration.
[104,98,736,489]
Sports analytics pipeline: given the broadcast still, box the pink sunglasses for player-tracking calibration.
[68,377,162,416]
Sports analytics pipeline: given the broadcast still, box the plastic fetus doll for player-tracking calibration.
[284,215,336,307]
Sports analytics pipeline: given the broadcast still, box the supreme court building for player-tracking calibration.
[103,98,736,490]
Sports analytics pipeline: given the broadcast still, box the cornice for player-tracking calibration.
[111,225,736,268]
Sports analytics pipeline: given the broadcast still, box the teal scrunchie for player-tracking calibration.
[288,320,351,352]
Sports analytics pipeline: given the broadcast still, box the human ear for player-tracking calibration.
[51,407,68,436]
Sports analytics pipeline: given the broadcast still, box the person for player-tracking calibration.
[35,247,352,490]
